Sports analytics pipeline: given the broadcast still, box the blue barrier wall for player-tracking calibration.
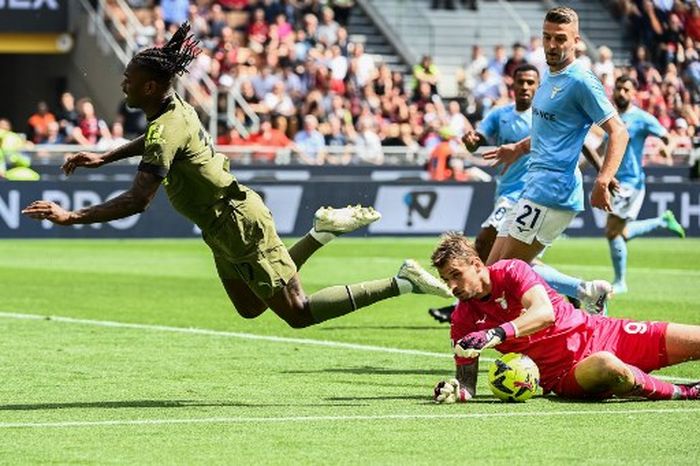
[2,181,699,238]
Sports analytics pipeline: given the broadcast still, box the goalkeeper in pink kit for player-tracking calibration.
[431,232,700,402]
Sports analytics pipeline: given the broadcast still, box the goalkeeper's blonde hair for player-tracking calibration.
[431,232,480,269]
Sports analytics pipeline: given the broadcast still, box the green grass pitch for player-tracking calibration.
[0,237,699,464]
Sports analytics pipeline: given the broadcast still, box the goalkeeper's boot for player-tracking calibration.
[678,381,700,400]
[428,304,455,324]
[578,280,613,316]
[313,205,381,234]
[397,259,453,299]
[662,210,686,238]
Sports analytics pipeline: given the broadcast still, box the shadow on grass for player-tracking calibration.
[283,366,489,376]
[0,399,370,411]
[326,395,504,404]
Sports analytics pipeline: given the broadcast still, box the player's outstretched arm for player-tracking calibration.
[592,117,629,212]
[453,284,555,359]
[62,135,146,175]
[22,170,161,225]
[433,361,479,403]
[462,130,486,153]
[482,137,530,174]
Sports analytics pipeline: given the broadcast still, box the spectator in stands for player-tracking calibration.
[457,45,488,96]
[217,126,248,146]
[330,0,354,27]
[56,91,79,143]
[294,114,326,164]
[302,13,319,45]
[323,115,352,164]
[575,41,592,70]
[487,44,507,76]
[263,81,296,124]
[248,115,294,163]
[317,7,340,46]
[208,3,228,38]
[72,99,106,146]
[503,42,528,89]
[526,35,547,76]
[352,116,384,165]
[27,101,56,144]
[274,13,294,42]
[96,122,131,151]
[412,55,440,97]
[447,100,473,139]
[116,98,147,140]
[329,44,349,93]
[248,8,269,52]
[40,121,64,145]
[251,65,281,99]
[427,127,464,181]
[159,0,189,28]
[593,45,616,89]
[351,42,377,88]
[472,66,507,114]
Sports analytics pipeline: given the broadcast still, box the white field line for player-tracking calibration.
[0,311,695,384]
[2,408,700,429]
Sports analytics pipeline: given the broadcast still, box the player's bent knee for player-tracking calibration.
[588,352,629,385]
[270,297,315,329]
[235,304,267,319]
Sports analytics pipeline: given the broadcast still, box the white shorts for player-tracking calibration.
[497,198,577,246]
[481,196,516,230]
[611,184,645,221]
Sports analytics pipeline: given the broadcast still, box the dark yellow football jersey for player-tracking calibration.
[139,93,242,230]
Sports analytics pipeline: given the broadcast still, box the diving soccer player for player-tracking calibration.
[22,22,452,328]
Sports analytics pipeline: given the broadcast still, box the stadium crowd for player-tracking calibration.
[6,0,700,170]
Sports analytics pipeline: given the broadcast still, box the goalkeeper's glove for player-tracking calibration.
[454,322,517,359]
[433,379,472,404]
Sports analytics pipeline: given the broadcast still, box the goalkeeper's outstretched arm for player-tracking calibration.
[456,361,479,398]
[433,360,479,404]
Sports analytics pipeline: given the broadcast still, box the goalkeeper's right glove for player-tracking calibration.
[433,379,472,404]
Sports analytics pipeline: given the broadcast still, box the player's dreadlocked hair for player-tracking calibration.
[130,22,201,83]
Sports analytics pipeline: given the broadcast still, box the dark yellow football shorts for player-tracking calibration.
[202,186,297,299]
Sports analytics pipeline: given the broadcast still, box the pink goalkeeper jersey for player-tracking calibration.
[450,259,602,391]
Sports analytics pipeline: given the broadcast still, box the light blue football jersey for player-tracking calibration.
[478,104,532,202]
[617,106,667,189]
[524,61,616,211]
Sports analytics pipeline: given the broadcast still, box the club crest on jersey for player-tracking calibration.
[550,86,563,99]
[146,123,166,145]
[495,293,508,310]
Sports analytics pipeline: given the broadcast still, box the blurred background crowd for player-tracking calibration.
[4,0,700,176]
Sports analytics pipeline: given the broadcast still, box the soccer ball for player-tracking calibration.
[487,353,540,402]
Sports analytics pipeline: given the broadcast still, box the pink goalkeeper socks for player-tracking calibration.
[626,365,682,400]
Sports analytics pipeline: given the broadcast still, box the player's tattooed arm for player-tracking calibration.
[456,360,479,398]
[62,136,146,175]
[101,135,146,164]
[22,171,161,225]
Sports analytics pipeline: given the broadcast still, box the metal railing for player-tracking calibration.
[79,0,130,65]
[496,0,531,45]
[91,0,220,139]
